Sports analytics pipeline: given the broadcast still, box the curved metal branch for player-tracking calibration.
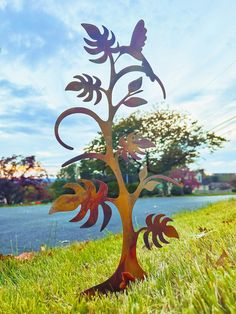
[111,65,166,99]
[54,107,104,150]
[143,175,181,186]
[111,65,144,89]
[62,152,107,167]
[133,174,181,200]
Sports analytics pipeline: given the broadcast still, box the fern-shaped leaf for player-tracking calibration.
[49,180,112,231]
[81,23,101,40]
[82,23,119,63]
[143,214,179,249]
[65,74,102,105]
[118,132,154,161]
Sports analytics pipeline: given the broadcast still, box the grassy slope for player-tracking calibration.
[0,199,236,314]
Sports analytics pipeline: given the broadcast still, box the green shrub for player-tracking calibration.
[171,185,183,196]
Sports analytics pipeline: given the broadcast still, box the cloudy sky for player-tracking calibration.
[0,0,235,175]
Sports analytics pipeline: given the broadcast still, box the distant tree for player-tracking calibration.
[0,155,49,205]
[230,179,236,188]
[50,164,79,199]
[56,164,79,182]
[79,109,226,180]
[169,167,200,195]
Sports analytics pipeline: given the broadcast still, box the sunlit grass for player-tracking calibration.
[0,199,236,313]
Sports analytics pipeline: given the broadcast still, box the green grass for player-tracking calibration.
[0,199,236,313]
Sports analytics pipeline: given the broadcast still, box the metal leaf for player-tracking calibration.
[135,138,155,148]
[123,97,147,107]
[77,89,88,97]
[65,81,82,91]
[143,231,151,250]
[84,46,102,55]
[80,207,99,228]
[83,92,93,102]
[139,166,147,182]
[94,90,102,106]
[84,37,97,46]
[128,77,142,93]
[66,74,102,105]
[144,180,160,192]
[81,23,101,40]
[90,54,108,64]
[145,214,155,226]
[69,204,88,222]
[143,214,179,249]
[100,202,112,231]
[49,183,86,214]
[164,225,179,238]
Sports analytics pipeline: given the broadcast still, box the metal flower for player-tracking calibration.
[49,180,112,231]
[143,214,179,249]
[65,74,102,105]
[82,23,119,63]
[118,132,155,161]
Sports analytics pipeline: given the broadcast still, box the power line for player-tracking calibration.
[167,58,236,98]
[219,126,236,137]
[209,115,236,132]
[204,59,236,89]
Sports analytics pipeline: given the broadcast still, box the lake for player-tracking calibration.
[0,195,235,255]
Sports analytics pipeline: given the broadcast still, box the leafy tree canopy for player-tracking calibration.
[50,164,80,199]
[0,155,49,205]
[79,107,226,179]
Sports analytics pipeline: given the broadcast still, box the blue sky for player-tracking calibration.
[0,0,235,175]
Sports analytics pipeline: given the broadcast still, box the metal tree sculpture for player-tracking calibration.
[50,20,180,296]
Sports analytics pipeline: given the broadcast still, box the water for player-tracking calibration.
[0,195,235,255]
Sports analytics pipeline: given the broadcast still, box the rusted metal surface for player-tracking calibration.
[50,20,179,296]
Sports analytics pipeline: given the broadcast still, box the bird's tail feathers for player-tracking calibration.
[142,59,166,99]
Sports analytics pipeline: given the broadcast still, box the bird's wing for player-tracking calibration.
[130,19,147,52]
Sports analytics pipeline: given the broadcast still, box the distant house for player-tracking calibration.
[209,182,232,191]
[0,195,7,205]
[194,169,209,192]
[169,168,200,191]
[207,173,235,191]
[211,173,236,183]
[169,168,235,193]
[194,171,236,192]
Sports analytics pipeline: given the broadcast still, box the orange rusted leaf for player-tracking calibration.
[15,252,35,261]
[139,166,148,182]
[215,249,230,267]
[143,214,179,249]
[50,180,112,231]
[49,183,87,214]
[143,180,161,191]
[118,132,154,161]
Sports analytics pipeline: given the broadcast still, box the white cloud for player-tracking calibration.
[0,0,7,10]
[10,33,45,49]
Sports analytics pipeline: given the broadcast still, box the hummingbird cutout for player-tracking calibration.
[115,20,166,99]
